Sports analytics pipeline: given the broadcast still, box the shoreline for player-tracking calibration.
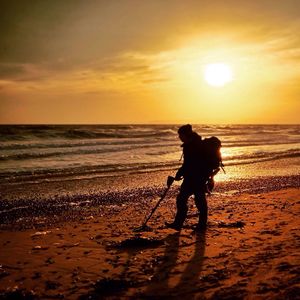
[1,155,299,201]
[0,173,299,230]
[0,187,299,299]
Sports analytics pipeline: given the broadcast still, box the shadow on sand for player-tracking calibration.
[79,230,206,299]
[140,229,206,298]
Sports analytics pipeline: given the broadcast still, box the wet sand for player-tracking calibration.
[0,171,299,299]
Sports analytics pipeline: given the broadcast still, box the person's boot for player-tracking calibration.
[165,221,182,231]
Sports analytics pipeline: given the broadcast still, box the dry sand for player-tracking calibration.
[0,184,299,299]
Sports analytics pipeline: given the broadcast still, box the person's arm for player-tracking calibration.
[175,166,184,180]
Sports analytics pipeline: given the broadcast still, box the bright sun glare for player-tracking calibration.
[204,63,233,87]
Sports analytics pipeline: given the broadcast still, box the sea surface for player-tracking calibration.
[1,124,300,228]
[1,124,299,184]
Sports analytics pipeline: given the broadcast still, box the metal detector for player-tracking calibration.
[133,176,174,232]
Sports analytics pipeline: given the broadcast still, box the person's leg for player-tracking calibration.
[194,185,208,229]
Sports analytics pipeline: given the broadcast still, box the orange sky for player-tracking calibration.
[0,0,300,124]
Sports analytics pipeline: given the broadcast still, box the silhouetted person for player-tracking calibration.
[166,124,208,231]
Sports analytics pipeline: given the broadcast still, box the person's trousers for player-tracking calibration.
[174,179,207,227]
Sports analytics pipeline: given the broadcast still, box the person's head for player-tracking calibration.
[178,124,193,143]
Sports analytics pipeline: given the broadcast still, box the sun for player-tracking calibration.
[204,63,233,87]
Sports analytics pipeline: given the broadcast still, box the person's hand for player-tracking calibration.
[174,174,183,181]
[167,176,175,187]
[175,169,183,181]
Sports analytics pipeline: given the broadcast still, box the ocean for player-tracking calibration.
[1,124,299,228]
[1,124,300,184]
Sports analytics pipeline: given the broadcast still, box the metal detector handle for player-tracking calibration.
[142,177,173,227]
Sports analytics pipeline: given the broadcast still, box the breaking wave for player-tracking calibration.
[0,124,299,183]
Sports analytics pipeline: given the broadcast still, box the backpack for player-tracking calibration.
[202,136,224,175]
[202,136,224,194]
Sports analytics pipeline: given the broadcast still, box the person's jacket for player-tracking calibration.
[176,132,209,181]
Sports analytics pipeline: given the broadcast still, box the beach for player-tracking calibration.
[2,0,300,297]
[1,164,300,299]
[0,125,300,298]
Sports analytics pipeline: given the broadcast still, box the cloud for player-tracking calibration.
[0,64,26,79]
[1,0,300,104]
[1,0,300,68]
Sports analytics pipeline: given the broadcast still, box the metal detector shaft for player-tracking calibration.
[141,185,170,228]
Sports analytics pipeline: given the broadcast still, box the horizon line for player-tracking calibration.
[0,122,299,126]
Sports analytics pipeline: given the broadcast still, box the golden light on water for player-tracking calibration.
[204,63,233,87]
